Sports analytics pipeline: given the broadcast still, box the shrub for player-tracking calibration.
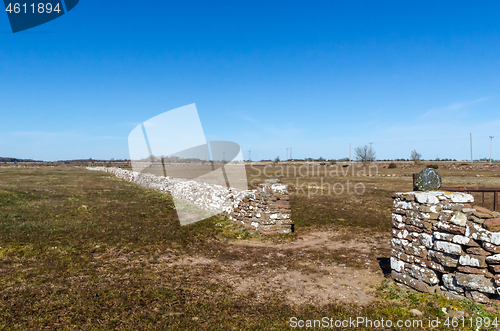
[428,164,439,169]
[388,162,397,169]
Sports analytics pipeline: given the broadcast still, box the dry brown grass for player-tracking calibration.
[1,163,500,330]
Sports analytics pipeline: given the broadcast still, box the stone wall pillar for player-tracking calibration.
[391,191,500,303]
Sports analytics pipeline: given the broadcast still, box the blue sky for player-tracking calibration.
[1,0,499,161]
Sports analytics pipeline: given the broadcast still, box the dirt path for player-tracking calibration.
[168,230,392,307]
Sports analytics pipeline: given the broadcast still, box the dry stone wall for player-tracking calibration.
[87,167,292,235]
[391,191,500,303]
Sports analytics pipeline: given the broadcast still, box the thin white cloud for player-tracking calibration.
[242,115,258,123]
[423,97,490,117]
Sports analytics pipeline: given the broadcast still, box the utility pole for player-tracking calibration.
[490,136,494,165]
[290,147,292,160]
[470,133,473,164]
[349,142,351,165]
[286,148,289,160]
[248,151,251,162]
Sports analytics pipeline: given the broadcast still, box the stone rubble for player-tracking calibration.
[391,191,500,303]
[87,166,292,234]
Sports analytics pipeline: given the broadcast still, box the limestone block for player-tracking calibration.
[466,247,491,256]
[483,242,500,254]
[486,254,500,264]
[405,263,439,285]
[455,273,497,294]
[465,291,491,303]
[391,270,437,293]
[457,266,490,275]
[442,274,464,293]
[428,250,459,268]
[459,254,487,268]
[390,257,405,272]
[449,212,467,226]
[405,241,428,258]
[434,241,462,255]
[468,222,500,245]
[437,221,466,235]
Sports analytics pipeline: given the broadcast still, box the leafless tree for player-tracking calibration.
[411,149,422,164]
[355,145,376,164]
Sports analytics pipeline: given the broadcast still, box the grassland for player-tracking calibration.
[1,162,500,330]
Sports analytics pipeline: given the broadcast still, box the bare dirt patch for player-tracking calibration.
[182,230,393,307]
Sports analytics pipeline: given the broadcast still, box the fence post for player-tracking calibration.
[161,157,167,177]
[495,192,498,212]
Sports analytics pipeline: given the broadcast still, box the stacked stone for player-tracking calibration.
[87,167,292,235]
[391,191,500,303]
[227,183,292,235]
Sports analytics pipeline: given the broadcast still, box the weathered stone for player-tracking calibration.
[392,208,406,215]
[392,229,415,241]
[394,200,416,210]
[442,274,464,293]
[449,212,467,226]
[474,205,493,214]
[452,234,475,246]
[465,290,491,303]
[437,221,466,235]
[462,238,480,247]
[413,256,445,273]
[470,215,485,224]
[392,220,406,230]
[405,263,439,285]
[455,273,497,294]
[457,266,489,275]
[443,290,467,301]
[414,168,442,191]
[392,213,404,224]
[441,203,464,211]
[391,270,437,293]
[468,221,500,245]
[494,275,500,286]
[416,232,434,249]
[466,247,491,256]
[408,309,423,317]
[434,241,462,255]
[473,211,494,219]
[435,232,474,246]
[486,254,500,264]
[404,224,423,233]
[419,205,441,213]
[424,212,440,220]
[405,241,428,258]
[428,250,459,267]
[459,254,487,268]
[484,218,500,232]
[390,257,405,272]
[391,238,408,251]
[439,210,455,221]
[405,216,425,229]
[445,192,474,203]
[434,231,454,242]
[483,242,500,254]
[392,249,414,263]
[403,193,415,201]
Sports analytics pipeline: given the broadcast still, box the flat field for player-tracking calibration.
[1,162,500,330]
